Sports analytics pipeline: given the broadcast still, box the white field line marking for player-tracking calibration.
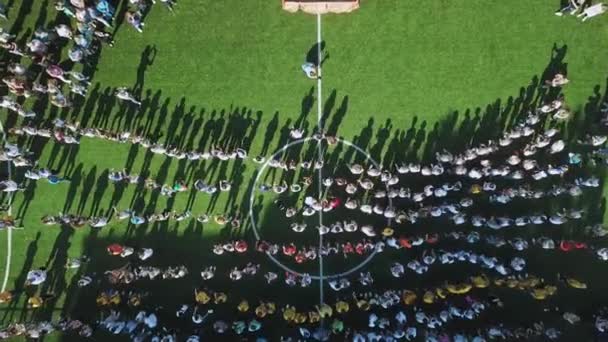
[248,138,380,280]
[316,12,325,306]
[1,116,14,293]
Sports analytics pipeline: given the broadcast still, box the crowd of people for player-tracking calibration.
[39,207,240,229]
[6,236,591,341]
[8,118,251,164]
[0,1,113,112]
[0,0,177,118]
[215,229,606,267]
[0,72,607,340]
[0,0,607,339]
[0,39,606,339]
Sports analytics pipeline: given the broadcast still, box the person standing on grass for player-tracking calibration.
[96,0,115,21]
[577,3,608,21]
[125,10,144,32]
[555,0,587,16]
[159,0,176,12]
[0,180,23,192]
[26,268,47,286]
[115,87,142,105]
[547,73,569,87]
[0,2,7,20]
[55,24,73,39]
[301,62,319,79]
[130,0,150,12]
[46,64,71,83]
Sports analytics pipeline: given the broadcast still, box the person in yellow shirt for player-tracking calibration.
[308,310,321,323]
[471,274,490,288]
[255,303,268,318]
[316,303,333,318]
[283,305,296,322]
[264,302,276,315]
[353,295,371,311]
[335,300,350,313]
[195,289,210,305]
[109,291,121,305]
[128,293,142,307]
[294,312,307,324]
[565,277,587,289]
[0,291,12,303]
[213,292,227,304]
[422,290,436,304]
[402,290,417,305]
[27,296,43,308]
[237,300,249,312]
[96,292,109,306]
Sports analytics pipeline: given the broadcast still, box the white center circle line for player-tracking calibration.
[247,137,392,281]
[0,116,14,293]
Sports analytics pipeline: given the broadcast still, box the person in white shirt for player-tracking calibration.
[577,3,608,21]
[555,0,586,16]
[301,62,319,79]
[26,268,47,286]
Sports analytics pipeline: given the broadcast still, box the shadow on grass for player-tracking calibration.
[0,45,587,340]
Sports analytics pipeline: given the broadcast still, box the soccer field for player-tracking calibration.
[1,0,608,340]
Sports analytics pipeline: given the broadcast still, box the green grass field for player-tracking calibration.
[1,0,608,340]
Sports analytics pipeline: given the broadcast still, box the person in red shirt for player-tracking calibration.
[107,243,124,255]
[235,240,248,253]
[342,242,354,256]
[355,242,365,255]
[560,240,574,252]
[283,243,297,256]
[399,237,412,249]
[295,252,306,264]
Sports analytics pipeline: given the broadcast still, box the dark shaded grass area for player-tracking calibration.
[0,0,607,341]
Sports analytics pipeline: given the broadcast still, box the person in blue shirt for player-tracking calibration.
[96,0,115,20]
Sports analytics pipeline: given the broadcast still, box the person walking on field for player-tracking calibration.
[577,3,608,21]
[115,87,142,106]
[555,0,586,16]
[301,62,319,79]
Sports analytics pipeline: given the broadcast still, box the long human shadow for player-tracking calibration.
[4,85,256,222]
[33,226,73,322]
[60,163,83,214]
[305,40,328,67]
[71,94,275,218]
[249,44,608,335]
[14,85,282,220]
[172,105,196,150]
[111,0,130,37]
[88,169,109,217]
[6,42,576,226]
[325,95,348,137]
[0,232,40,325]
[358,46,605,254]
[260,112,279,156]
[73,166,97,215]
[133,44,157,96]
[14,179,36,225]
[3,43,605,340]
[7,0,33,36]
[297,86,315,129]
